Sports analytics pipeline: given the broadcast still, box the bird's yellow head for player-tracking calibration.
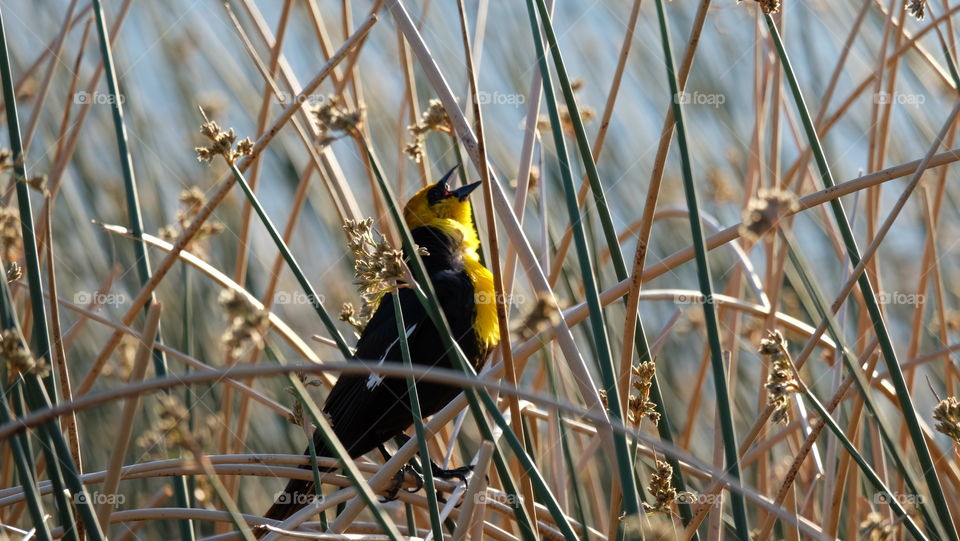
[402,167,499,352]
[403,167,481,230]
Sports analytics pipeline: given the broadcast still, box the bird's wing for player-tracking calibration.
[321,273,475,449]
[353,286,427,362]
[321,286,427,433]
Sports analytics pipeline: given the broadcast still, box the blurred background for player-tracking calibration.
[1,0,959,538]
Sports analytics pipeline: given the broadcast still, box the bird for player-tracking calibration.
[261,166,499,524]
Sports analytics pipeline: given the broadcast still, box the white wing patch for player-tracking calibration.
[366,324,417,390]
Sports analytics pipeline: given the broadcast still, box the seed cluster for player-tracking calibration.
[405,99,453,163]
[195,120,253,164]
[137,394,220,458]
[313,95,364,148]
[761,330,801,425]
[0,207,23,265]
[159,186,225,260]
[934,396,960,444]
[516,292,560,340]
[219,289,269,358]
[908,0,925,20]
[740,188,799,242]
[859,511,897,540]
[0,329,46,376]
[642,460,680,514]
[342,218,406,333]
[738,0,781,14]
[628,362,661,426]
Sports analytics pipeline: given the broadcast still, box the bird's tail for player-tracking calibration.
[262,476,320,521]
[258,448,334,537]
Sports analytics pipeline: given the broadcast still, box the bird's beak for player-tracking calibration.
[452,181,482,201]
[437,166,458,191]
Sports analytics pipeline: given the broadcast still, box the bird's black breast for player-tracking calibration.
[318,225,486,458]
[408,225,466,274]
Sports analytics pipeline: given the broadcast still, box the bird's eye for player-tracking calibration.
[427,184,448,205]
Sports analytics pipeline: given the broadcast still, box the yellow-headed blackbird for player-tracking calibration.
[263,168,499,522]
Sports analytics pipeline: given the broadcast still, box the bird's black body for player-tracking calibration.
[264,225,489,522]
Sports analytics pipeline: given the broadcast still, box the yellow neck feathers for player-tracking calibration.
[403,187,500,353]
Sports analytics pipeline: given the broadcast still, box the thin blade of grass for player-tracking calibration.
[227,161,351,358]
[523,0,641,530]
[652,0,750,536]
[765,13,958,539]
[392,292,445,540]
[0,384,52,541]
[87,1,195,536]
[529,0,698,529]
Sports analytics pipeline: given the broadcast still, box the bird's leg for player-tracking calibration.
[383,436,475,504]
[431,462,474,486]
[378,444,423,503]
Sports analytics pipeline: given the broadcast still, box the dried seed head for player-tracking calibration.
[404,140,425,163]
[137,395,221,457]
[528,165,541,191]
[740,188,799,242]
[1,329,36,375]
[537,105,596,136]
[908,0,925,20]
[342,218,407,331]
[219,288,255,319]
[0,207,23,263]
[516,292,560,340]
[26,175,47,193]
[195,119,253,164]
[405,99,454,163]
[0,149,12,172]
[218,289,269,358]
[642,460,678,514]
[312,95,364,149]
[859,512,897,540]
[934,396,960,445]
[628,361,661,426]
[5,261,21,283]
[761,330,800,425]
[160,187,224,260]
[738,0,781,14]
[234,137,254,158]
[759,329,785,356]
[339,302,366,335]
[107,334,138,380]
[707,169,736,202]
[410,99,453,136]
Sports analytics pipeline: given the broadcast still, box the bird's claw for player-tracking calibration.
[380,464,422,503]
